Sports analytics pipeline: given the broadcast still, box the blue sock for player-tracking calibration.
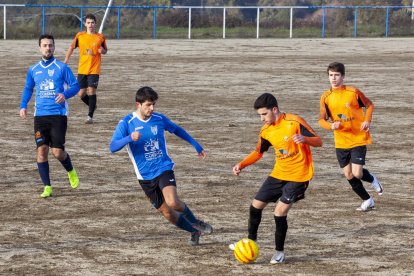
[176,214,197,233]
[60,154,73,172]
[37,161,50,186]
[183,204,197,224]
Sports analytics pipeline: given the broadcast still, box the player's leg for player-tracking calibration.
[34,117,52,198]
[351,146,383,195]
[50,116,78,189]
[77,74,89,106]
[270,181,307,264]
[160,170,212,235]
[85,74,99,123]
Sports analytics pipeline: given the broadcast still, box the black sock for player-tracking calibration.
[248,205,262,241]
[348,177,370,200]
[59,153,73,172]
[81,95,89,106]
[88,95,97,117]
[37,161,51,185]
[361,168,374,183]
[275,216,288,251]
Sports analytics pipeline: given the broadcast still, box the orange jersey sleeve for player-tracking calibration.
[71,32,107,75]
[319,86,372,148]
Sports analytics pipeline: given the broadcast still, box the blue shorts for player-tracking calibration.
[255,176,308,204]
[138,170,177,209]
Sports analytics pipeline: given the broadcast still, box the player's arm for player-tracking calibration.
[356,89,374,131]
[19,68,35,119]
[172,125,206,159]
[61,65,80,100]
[233,136,270,176]
[99,39,108,55]
[318,93,337,130]
[292,120,323,147]
[109,120,136,153]
[64,36,78,64]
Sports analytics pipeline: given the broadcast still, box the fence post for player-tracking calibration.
[117,7,120,39]
[223,8,226,39]
[3,6,6,40]
[385,7,389,38]
[354,7,358,38]
[321,7,325,38]
[42,6,46,34]
[188,7,191,39]
[256,7,260,39]
[289,7,293,38]
[153,7,157,39]
[80,7,83,31]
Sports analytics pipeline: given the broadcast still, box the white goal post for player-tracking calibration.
[99,0,114,34]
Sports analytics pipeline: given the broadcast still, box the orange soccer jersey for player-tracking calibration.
[239,113,318,182]
[319,85,373,149]
[70,31,107,75]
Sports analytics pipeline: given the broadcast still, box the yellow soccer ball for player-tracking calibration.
[234,238,259,264]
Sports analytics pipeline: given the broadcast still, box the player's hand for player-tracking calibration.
[55,93,66,104]
[292,134,305,144]
[197,150,207,159]
[86,49,93,56]
[331,121,341,130]
[360,121,370,132]
[131,131,141,141]
[232,164,242,176]
[98,47,107,54]
[19,108,27,119]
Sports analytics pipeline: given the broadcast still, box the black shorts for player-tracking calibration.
[254,176,308,204]
[138,170,177,209]
[34,115,67,150]
[336,146,367,168]
[77,74,100,89]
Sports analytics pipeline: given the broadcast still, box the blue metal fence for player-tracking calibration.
[1,4,413,39]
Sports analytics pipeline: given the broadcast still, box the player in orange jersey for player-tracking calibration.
[230,93,322,264]
[319,62,383,212]
[64,14,107,124]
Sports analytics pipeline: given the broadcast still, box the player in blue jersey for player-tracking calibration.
[19,34,80,198]
[110,86,213,245]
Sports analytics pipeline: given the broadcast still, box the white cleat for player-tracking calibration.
[371,174,383,195]
[85,116,93,124]
[270,251,285,264]
[356,197,375,212]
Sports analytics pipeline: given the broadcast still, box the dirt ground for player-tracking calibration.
[0,38,413,275]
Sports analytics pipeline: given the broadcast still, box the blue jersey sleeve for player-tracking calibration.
[20,68,35,109]
[110,119,133,153]
[62,65,80,99]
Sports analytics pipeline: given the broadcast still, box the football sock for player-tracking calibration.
[81,95,89,106]
[88,95,97,118]
[59,153,73,172]
[275,216,288,251]
[182,204,197,224]
[361,168,374,183]
[176,213,197,233]
[37,161,51,186]
[348,177,370,200]
[248,205,262,241]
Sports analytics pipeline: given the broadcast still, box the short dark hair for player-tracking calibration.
[85,13,97,22]
[327,62,345,75]
[136,86,158,104]
[254,93,278,110]
[38,34,54,46]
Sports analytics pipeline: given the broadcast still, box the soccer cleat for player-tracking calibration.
[40,185,52,198]
[371,174,383,195]
[68,169,79,189]
[188,231,201,246]
[270,251,285,264]
[193,220,213,235]
[356,197,375,212]
[85,116,93,124]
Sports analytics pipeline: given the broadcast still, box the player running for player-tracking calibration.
[109,86,213,245]
[230,93,322,264]
[319,62,383,212]
[64,13,107,124]
[19,34,80,198]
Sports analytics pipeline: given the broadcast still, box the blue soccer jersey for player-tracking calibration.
[20,57,79,116]
[110,112,203,180]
